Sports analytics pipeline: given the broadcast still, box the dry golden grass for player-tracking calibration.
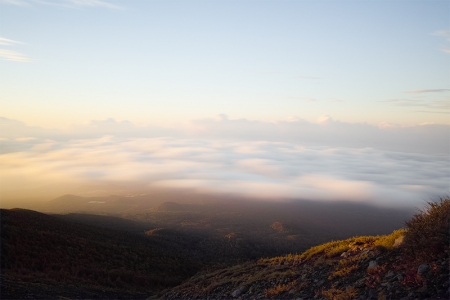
[264,280,297,297]
[320,285,358,300]
[328,264,358,280]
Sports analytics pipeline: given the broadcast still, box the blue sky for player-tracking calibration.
[1,0,449,127]
[0,1,449,205]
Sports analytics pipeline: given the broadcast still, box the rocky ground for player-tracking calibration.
[162,236,449,300]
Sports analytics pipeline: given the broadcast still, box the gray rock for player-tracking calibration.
[315,280,325,286]
[368,260,377,269]
[354,278,366,288]
[341,251,350,258]
[393,235,404,247]
[417,264,429,274]
[231,285,248,298]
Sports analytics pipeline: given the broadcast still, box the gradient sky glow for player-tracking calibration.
[1,0,449,127]
[0,1,449,206]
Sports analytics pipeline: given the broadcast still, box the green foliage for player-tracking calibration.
[403,197,450,261]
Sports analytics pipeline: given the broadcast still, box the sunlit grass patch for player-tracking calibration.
[328,264,358,280]
[373,229,406,249]
[319,285,358,300]
[264,280,297,297]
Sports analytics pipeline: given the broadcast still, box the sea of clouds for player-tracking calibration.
[1,116,448,206]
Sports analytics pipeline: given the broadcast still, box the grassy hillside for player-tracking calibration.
[163,198,450,299]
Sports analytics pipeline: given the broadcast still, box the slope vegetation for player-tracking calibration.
[163,198,450,299]
[0,209,199,299]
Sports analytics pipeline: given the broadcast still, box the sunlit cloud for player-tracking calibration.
[1,116,449,155]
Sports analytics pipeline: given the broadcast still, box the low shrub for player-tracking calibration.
[402,197,450,261]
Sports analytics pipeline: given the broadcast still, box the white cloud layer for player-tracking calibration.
[1,135,448,206]
[1,117,448,205]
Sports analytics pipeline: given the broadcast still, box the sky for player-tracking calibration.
[0,0,449,206]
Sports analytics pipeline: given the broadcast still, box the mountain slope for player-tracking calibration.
[0,209,199,299]
[162,199,450,299]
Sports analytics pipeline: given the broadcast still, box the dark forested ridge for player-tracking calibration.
[0,209,200,299]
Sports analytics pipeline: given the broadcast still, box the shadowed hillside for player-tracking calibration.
[0,209,199,299]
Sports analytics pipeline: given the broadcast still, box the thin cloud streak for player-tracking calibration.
[406,89,450,94]
[432,29,450,54]
[380,98,449,111]
[0,36,31,62]
[0,36,24,46]
[0,49,32,62]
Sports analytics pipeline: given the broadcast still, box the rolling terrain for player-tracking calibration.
[2,193,444,300]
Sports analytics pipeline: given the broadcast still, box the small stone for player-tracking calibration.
[341,252,350,258]
[231,285,248,298]
[354,278,365,288]
[418,284,427,293]
[393,236,404,247]
[417,264,429,274]
[368,260,377,269]
[288,289,295,294]
[315,280,325,286]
